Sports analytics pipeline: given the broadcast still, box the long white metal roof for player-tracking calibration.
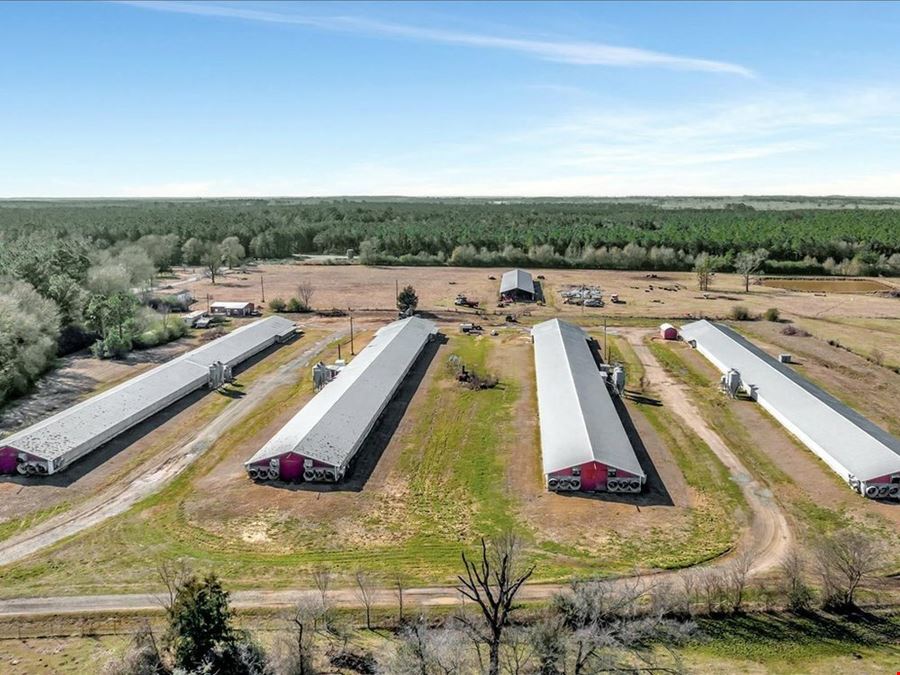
[500,269,535,296]
[532,319,644,477]
[245,316,437,470]
[680,320,900,482]
[211,301,253,310]
[1,316,296,468]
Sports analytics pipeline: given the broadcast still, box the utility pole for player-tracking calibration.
[349,309,355,355]
[337,340,342,361]
[206,293,211,313]
[395,279,399,308]
[260,274,265,303]
[604,318,608,362]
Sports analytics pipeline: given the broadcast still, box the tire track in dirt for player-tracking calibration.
[618,328,792,576]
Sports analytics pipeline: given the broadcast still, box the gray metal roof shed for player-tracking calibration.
[0,316,296,473]
[532,319,644,477]
[500,269,535,297]
[245,316,437,474]
[680,320,900,484]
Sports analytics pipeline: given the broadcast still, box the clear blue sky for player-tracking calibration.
[2,1,900,197]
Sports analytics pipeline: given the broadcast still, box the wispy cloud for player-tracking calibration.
[122,1,754,76]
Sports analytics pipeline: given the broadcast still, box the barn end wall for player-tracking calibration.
[249,453,335,481]
[548,461,641,492]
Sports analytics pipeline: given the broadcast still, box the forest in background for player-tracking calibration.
[1,197,900,407]
[1,197,899,275]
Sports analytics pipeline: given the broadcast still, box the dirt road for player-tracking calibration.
[0,331,342,568]
[619,328,792,576]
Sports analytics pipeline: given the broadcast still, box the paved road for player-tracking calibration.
[0,327,793,618]
[0,331,342,568]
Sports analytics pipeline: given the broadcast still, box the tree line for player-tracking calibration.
[2,199,899,275]
[102,527,890,674]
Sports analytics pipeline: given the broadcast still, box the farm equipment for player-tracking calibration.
[459,322,483,334]
[560,285,603,305]
[454,294,480,308]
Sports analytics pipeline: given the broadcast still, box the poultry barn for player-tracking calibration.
[0,316,297,476]
[532,319,645,494]
[244,316,438,483]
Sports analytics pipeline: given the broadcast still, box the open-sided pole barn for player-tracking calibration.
[499,269,536,302]
[244,316,438,483]
[680,320,900,500]
[0,316,296,476]
[532,319,645,493]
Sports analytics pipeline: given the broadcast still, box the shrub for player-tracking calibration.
[134,329,161,349]
[286,297,303,313]
[764,307,780,322]
[781,325,811,337]
[269,297,286,312]
[730,305,752,321]
[91,332,133,359]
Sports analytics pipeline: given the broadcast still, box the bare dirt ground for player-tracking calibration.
[0,331,340,566]
[734,320,900,435]
[178,264,900,325]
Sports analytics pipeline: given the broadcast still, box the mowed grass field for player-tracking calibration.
[0,328,749,596]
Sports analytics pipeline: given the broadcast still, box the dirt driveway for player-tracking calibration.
[619,329,792,577]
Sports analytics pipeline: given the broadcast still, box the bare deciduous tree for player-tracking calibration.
[385,617,472,675]
[501,625,539,675]
[815,528,889,609]
[552,578,695,674]
[297,281,315,311]
[779,549,813,611]
[698,568,728,615]
[734,248,769,292]
[394,571,408,624]
[312,566,334,628]
[724,552,754,613]
[273,597,322,675]
[101,621,165,675]
[455,533,535,675]
[156,558,191,613]
[354,570,375,630]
